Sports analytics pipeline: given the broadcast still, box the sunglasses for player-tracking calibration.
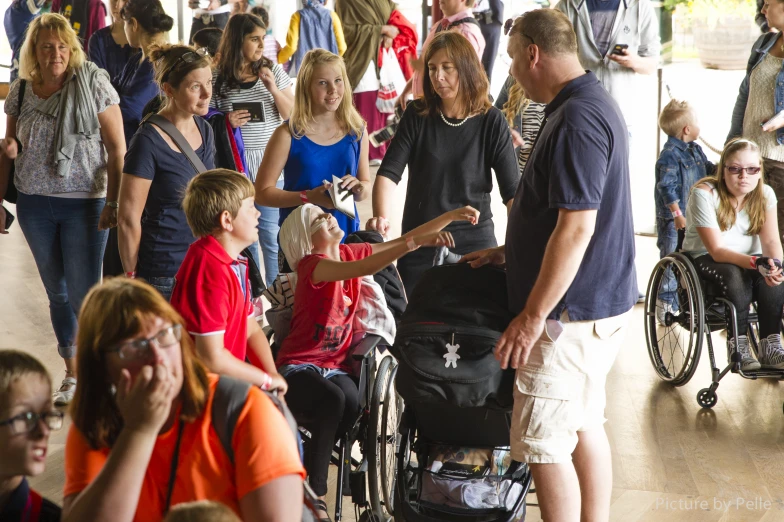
[724,165,761,176]
[161,47,209,83]
[504,17,536,45]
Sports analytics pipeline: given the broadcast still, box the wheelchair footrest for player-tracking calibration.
[738,368,784,379]
[349,469,367,505]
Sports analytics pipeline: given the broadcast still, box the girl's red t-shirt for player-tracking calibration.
[276,243,373,371]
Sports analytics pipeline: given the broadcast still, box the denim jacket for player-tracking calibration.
[655,136,713,219]
[728,31,784,145]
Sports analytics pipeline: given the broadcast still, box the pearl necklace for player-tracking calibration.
[439,110,469,127]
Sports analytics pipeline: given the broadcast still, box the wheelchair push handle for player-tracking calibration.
[677,228,685,252]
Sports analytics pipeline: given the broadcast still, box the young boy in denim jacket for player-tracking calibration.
[655,99,714,320]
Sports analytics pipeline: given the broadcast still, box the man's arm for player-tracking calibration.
[194,334,276,388]
[495,208,597,369]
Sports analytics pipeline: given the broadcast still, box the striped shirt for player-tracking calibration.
[519,102,546,174]
[210,63,292,151]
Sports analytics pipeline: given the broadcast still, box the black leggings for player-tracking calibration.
[284,370,359,496]
[693,254,784,338]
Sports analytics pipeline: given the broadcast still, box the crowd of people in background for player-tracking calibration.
[3,0,784,520]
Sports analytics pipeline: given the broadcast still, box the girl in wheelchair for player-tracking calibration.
[682,138,784,371]
[274,203,479,520]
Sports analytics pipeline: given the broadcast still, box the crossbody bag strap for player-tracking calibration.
[163,420,186,515]
[144,114,208,174]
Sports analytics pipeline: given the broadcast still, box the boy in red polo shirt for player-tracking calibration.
[171,169,286,393]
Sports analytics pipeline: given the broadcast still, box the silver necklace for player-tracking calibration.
[439,110,469,127]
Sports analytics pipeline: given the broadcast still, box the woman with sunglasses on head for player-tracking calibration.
[211,13,295,286]
[367,31,518,294]
[683,138,784,371]
[0,351,63,522]
[116,0,173,147]
[61,278,305,522]
[118,44,215,300]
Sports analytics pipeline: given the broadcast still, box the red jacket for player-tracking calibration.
[380,9,418,80]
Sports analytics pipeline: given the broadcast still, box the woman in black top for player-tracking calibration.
[368,31,519,293]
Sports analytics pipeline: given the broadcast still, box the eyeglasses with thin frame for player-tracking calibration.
[0,410,64,435]
[725,165,762,176]
[161,47,209,83]
[504,17,535,45]
[106,324,182,361]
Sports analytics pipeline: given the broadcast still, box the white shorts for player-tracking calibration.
[510,310,631,464]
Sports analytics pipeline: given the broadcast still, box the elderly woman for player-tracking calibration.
[368,31,519,293]
[118,44,215,301]
[0,13,125,406]
[61,278,305,522]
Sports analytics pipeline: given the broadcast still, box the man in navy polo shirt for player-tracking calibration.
[464,9,636,521]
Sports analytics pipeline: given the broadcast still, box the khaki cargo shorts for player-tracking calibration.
[510,309,631,464]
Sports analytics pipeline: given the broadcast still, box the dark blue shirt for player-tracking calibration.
[88,26,134,86]
[0,478,61,522]
[4,0,47,82]
[655,136,713,219]
[117,52,158,147]
[123,116,215,279]
[585,0,622,57]
[505,71,637,321]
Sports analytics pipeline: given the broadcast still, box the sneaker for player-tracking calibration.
[728,336,761,371]
[53,376,77,406]
[759,334,784,369]
[637,291,646,304]
[369,159,383,166]
[655,299,673,326]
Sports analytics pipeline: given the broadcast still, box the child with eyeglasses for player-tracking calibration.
[653,99,715,324]
[0,350,62,522]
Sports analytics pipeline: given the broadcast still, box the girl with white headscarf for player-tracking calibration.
[275,203,479,518]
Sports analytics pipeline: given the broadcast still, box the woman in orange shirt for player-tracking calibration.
[60,278,305,522]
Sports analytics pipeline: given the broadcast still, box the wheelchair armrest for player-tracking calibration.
[351,334,382,360]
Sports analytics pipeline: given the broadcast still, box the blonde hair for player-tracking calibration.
[183,169,255,238]
[289,49,365,141]
[659,99,696,138]
[502,81,530,126]
[163,501,241,522]
[18,13,86,83]
[693,138,767,235]
[72,278,210,449]
[0,350,52,412]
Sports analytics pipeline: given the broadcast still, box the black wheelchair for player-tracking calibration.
[644,235,784,409]
[264,327,403,522]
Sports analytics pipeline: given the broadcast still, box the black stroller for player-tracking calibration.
[390,264,532,521]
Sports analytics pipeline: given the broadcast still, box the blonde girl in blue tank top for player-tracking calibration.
[254,48,371,243]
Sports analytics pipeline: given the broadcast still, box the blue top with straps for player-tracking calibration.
[281,129,361,240]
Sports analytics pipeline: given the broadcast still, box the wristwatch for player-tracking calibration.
[106,201,119,209]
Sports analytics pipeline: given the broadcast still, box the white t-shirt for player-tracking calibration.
[682,182,777,257]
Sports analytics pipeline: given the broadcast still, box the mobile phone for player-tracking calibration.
[232,102,265,123]
[611,44,629,55]
[3,205,14,230]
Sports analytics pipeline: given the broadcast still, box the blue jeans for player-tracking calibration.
[143,276,176,302]
[656,217,679,309]
[250,178,283,286]
[16,193,108,358]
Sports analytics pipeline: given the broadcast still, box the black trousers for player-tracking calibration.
[693,254,784,338]
[479,21,502,80]
[397,219,497,296]
[284,369,359,496]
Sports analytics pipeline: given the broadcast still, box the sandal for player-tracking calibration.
[312,499,330,522]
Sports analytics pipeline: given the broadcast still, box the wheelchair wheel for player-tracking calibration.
[697,387,717,409]
[368,356,396,520]
[379,365,402,517]
[644,254,704,386]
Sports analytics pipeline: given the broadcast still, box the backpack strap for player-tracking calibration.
[211,375,251,465]
[143,114,208,174]
[449,17,480,29]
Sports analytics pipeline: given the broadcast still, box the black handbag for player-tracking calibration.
[142,114,266,297]
[5,79,26,205]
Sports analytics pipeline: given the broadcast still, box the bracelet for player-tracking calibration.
[125,271,136,279]
[406,236,418,251]
[750,256,758,269]
[106,201,119,209]
[260,373,272,391]
[671,208,683,218]
[299,191,309,204]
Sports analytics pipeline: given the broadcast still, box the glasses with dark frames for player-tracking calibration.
[504,17,535,45]
[105,324,182,361]
[0,411,64,435]
[161,47,209,83]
